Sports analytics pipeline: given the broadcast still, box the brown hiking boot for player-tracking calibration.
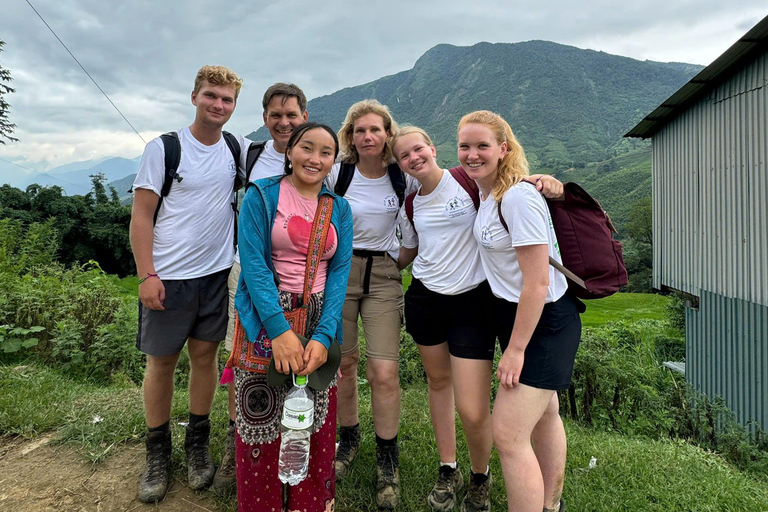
[185,419,215,491]
[335,424,361,482]
[427,464,464,511]
[212,424,237,491]
[138,429,172,503]
[375,444,400,509]
[460,470,491,512]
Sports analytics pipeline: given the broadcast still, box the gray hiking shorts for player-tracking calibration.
[136,268,230,357]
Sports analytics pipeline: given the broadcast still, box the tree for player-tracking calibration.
[0,40,18,144]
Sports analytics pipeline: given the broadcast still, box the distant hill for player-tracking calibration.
[248,40,700,171]
[109,174,137,204]
[13,157,140,196]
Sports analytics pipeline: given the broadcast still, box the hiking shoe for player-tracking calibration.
[138,429,172,503]
[185,419,215,491]
[543,498,565,512]
[375,444,400,509]
[335,424,361,482]
[427,464,464,511]
[460,470,491,512]
[212,424,237,491]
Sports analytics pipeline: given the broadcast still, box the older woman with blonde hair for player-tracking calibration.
[325,99,417,510]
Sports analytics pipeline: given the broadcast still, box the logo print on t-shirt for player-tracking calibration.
[445,196,468,218]
[383,194,399,212]
[480,226,494,249]
[287,214,337,255]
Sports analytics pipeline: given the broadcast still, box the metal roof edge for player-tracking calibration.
[625,14,768,139]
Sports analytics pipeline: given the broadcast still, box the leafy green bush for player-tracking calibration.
[564,317,768,477]
[0,220,142,383]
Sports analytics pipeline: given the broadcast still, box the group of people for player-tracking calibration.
[130,64,583,512]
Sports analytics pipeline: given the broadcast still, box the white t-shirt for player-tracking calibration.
[400,169,485,295]
[325,163,418,259]
[473,183,568,303]
[132,127,250,279]
[234,139,286,264]
[249,139,285,181]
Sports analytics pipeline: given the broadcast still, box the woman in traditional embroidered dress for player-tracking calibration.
[228,122,353,512]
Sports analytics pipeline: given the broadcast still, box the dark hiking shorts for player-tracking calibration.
[494,293,584,390]
[404,278,497,360]
[136,268,230,357]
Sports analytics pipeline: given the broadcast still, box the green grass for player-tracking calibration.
[581,293,669,328]
[2,363,767,511]
[115,275,139,296]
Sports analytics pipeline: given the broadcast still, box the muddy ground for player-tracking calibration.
[0,435,223,511]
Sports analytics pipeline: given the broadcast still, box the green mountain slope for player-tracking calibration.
[249,40,700,171]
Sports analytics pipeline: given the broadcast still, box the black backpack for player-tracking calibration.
[334,162,406,206]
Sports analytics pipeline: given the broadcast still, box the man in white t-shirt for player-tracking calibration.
[213,82,309,491]
[130,65,250,503]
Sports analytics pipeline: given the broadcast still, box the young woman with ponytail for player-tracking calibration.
[458,111,582,512]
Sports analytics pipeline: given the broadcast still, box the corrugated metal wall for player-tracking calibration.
[652,50,768,306]
[687,291,768,429]
[653,50,768,430]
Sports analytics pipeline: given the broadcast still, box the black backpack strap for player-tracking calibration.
[334,162,356,197]
[387,163,406,207]
[404,190,418,232]
[154,131,182,225]
[243,141,267,186]
[496,197,508,232]
[222,131,242,192]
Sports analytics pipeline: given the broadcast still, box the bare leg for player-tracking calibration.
[492,384,556,512]
[367,358,400,439]
[451,356,493,473]
[418,343,456,463]
[337,349,361,426]
[143,351,181,427]
[532,393,566,509]
[187,338,220,416]
[228,382,235,420]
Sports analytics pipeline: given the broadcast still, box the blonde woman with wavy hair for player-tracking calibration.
[337,99,399,164]
[325,99,416,509]
[458,110,582,512]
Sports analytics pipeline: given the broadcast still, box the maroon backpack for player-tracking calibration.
[405,166,479,229]
[498,181,627,299]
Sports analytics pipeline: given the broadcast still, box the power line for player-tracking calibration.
[25,0,147,145]
[0,156,91,191]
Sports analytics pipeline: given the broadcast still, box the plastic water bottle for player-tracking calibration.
[278,374,314,486]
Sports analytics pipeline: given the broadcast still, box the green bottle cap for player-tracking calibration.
[293,374,307,387]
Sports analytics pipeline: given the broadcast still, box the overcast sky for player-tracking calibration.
[0,0,765,180]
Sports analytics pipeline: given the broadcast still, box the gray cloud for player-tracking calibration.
[0,0,765,178]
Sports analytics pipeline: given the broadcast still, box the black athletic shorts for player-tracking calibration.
[494,292,584,390]
[136,268,230,357]
[404,278,497,360]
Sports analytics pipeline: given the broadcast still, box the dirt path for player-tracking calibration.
[0,436,223,511]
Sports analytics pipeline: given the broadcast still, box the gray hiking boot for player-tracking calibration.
[460,470,491,512]
[212,424,237,491]
[185,419,215,491]
[375,444,400,510]
[335,424,361,482]
[427,464,464,511]
[138,429,172,503]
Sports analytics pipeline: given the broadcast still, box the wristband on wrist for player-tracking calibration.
[138,273,159,285]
